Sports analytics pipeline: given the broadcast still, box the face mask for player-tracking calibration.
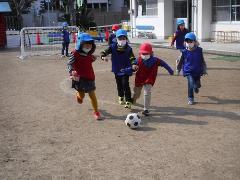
[112,31,116,34]
[186,42,194,49]
[141,54,150,60]
[82,47,91,53]
[117,39,127,47]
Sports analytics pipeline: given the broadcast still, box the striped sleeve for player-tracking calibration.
[67,53,76,73]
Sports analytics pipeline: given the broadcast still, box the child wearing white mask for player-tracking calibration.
[132,43,174,116]
[67,33,102,120]
[101,29,136,109]
[177,32,207,105]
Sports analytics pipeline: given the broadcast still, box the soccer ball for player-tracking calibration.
[125,113,141,129]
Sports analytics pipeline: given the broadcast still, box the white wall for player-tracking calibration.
[164,0,173,38]
[136,17,164,39]
[197,0,211,41]
[211,22,240,32]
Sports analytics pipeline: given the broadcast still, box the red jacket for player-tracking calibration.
[72,50,95,81]
[135,57,160,87]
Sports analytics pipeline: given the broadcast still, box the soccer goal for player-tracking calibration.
[19,26,79,59]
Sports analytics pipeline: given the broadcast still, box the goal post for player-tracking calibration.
[19,26,79,59]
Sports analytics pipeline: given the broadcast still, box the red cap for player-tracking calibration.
[112,24,120,31]
[139,43,153,54]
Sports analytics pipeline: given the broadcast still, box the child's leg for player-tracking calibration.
[187,75,194,104]
[132,86,142,104]
[143,84,152,111]
[115,75,124,99]
[88,91,101,120]
[66,42,69,56]
[76,91,85,104]
[88,90,98,112]
[62,42,66,55]
[121,75,131,103]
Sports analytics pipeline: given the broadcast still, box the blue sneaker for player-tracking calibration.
[188,98,194,105]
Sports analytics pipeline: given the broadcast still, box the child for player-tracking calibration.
[101,29,135,109]
[108,24,120,45]
[177,32,207,105]
[67,33,102,120]
[61,22,70,57]
[132,43,174,116]
[170,19,189,74]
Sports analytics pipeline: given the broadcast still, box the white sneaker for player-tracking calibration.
[188,100,194,105]
[61,55,65,58]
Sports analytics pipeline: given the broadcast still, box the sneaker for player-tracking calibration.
[142,110,150,116]
[124,101,132,109]
[93,111,102,120]
[118,97,125,105]
[188,99,194,105]
[76,92,83,104]
[61,55,65,58]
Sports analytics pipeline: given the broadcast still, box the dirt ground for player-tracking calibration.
[0,45,240,180]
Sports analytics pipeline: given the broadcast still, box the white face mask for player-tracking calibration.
[141,54,150,60]
[117,39,127,47]
[112,31,116,34]
[186,42,194,49]
[82,47,91,53]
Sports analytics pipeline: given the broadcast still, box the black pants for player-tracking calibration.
[62,42,69,56]
[115,74,132,102]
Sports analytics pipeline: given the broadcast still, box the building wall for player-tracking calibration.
[110,0,124,12]
[197,0,212,41]
[211,22,240,32]
[164,0,173,38]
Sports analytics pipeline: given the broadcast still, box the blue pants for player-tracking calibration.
[187,75,201,99]
[62,42,69,56]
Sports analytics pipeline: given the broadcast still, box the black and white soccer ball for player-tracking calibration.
[125,113,141,129]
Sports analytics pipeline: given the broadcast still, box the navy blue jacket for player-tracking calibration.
[110,43,133,76]
[171,28,189,50]
[62,29,70,43]
[108,33,117,45]
[177,47,207,76]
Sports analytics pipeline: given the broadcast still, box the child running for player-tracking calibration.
[67,33,102,120]
[177,32,207,105]
[101,29,136,109]
[132,43,174,116]
[170,19,189,74]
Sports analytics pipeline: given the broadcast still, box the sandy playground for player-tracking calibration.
[0,46,240,180]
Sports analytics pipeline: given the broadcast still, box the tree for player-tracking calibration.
[10,0,35,27]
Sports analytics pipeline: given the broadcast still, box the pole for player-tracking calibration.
[48,0,50,26]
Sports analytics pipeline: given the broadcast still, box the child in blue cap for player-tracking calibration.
[170,19,189,74]
[100,29,136,109]
[177,32,207,105]
[67,33,102,120]
[61,22,70,57]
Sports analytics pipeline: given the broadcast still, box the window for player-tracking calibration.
[174,0,187,18]
[212,0,240,21]
[137,0,158,16]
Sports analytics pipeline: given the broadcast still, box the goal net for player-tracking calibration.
[19,26,79,59]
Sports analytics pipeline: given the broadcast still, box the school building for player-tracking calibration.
[129,0,240,41]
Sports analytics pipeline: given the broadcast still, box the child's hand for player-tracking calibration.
[70,71,80,81]
[92,55,97,61]
[132,65,139,72]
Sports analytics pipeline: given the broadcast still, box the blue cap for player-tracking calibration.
[116,29,127,38]
[177,19,185,25]
[76,33,94,50]
[62,22,68,27]
[185,32,196,41]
